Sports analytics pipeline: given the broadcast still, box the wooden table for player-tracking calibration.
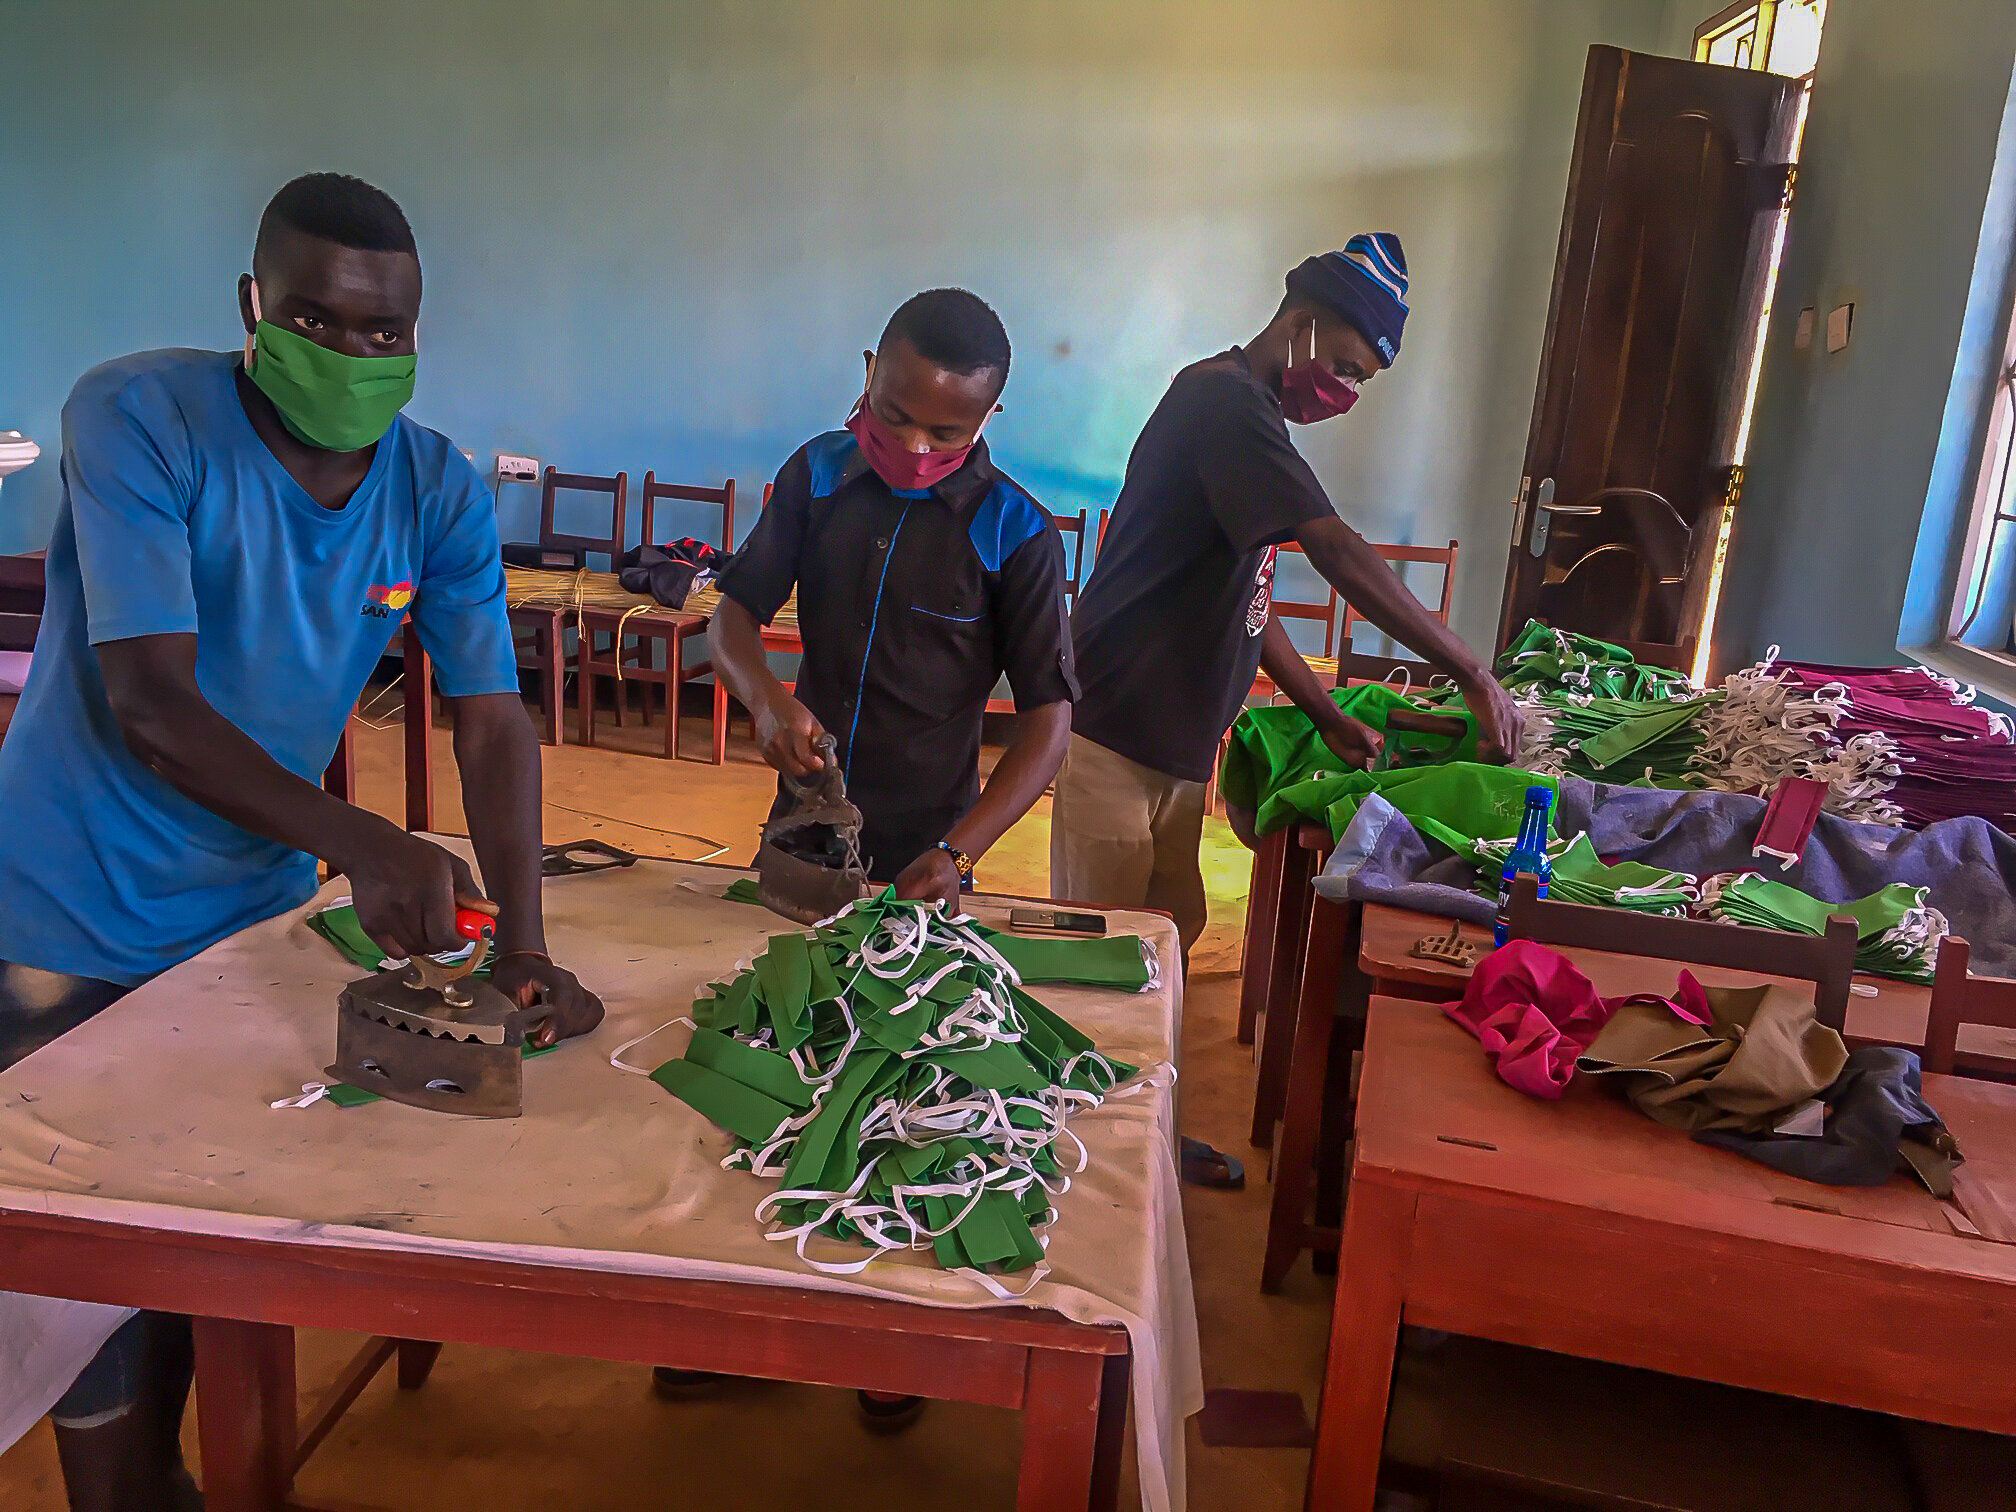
[0,854,1181,1512]
[1358,901,2016,1072]
[1306,994,2016,1512]
[0,1211,1128,1512]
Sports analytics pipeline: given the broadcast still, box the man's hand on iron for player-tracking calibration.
[1318,709,1384,771]
[754,690,828,778]
[894,847,964,912]
[490,953,605,1047]
[346,827,480,962]
[1461,673,1526,766]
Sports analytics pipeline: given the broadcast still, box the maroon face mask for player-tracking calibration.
[1279,319,1361,425]
[846,399,981,493]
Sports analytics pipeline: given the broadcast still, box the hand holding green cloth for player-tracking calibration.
[305,901,489,977]
[1701,873,1948,983]
[1219,683,1480,833]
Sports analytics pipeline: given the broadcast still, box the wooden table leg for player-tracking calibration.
[1237,830,1287,1046]
[193,1316,296,1512]
[711,672,730,765]
[396,1339,443,1390]
[574,620,595,747]
[1089,1352,1130,1512]
[1304,1178,1414,1512]
[540,613,563,746]
[1262,897,1350,1292]
[664,627,682,761]
[1251,843,1317,1147]
[401,623,434,834]
[1017,1348,1106,1512]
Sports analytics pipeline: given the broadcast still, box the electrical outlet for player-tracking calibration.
[496,453,541,484]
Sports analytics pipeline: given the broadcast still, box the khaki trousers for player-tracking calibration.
[1049,734,1209,953]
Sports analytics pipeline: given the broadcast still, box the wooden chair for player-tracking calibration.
[511,469,630,744]
[1925,937,2016,1077]
[575,475,735,760]
[1506,874,1858,1031]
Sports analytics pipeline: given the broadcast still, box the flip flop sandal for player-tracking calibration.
[1180,1135,1245,1190]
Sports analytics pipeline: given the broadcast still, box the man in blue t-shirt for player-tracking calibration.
[0,173,601,1509]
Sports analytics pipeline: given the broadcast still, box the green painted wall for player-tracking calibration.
[1711,0,2016,671]
[0,0,1667,654]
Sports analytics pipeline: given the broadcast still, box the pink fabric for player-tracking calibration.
[1443,942,1711,1100]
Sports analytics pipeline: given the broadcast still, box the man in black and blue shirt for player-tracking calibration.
[712,288,1076,910]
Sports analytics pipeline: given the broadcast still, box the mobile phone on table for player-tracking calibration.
[1008,907,1108,936]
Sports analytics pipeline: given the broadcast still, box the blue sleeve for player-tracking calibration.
[412,452,519,698]
[61,368,201,645]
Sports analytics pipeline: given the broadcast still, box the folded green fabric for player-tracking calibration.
[1497,619,1697,703]
[655,888,1151,1280]
[1472,833,1697,916]
[1220,683,1480,832]
[713,876,1159,992]
[1701,873,1948,982]
[1313,762,1560,853]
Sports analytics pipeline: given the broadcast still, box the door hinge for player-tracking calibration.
[1717,464,1745,509]
[1751,162,1796,212]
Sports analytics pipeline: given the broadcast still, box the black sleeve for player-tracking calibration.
[1188,373,1336,554]
[715,450,812,625]
[995,525,1080,711]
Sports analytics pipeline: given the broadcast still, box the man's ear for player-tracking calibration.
[237,273,258,335]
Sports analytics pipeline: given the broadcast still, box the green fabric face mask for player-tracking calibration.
[247,319,416,451]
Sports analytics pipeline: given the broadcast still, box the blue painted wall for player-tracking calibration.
[1710,0,2016,671]
[0,0,1666,654]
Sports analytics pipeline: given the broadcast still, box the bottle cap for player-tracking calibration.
[1526,785,1553,804]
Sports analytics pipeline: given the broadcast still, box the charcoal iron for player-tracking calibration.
[327,899,539,1118]
[757,733,868,925]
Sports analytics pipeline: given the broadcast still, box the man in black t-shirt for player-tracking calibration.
[1056,235,1520,954]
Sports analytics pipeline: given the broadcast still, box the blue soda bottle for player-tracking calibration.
[1493,785,1555,946]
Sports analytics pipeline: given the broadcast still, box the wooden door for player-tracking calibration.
[1496,46,1800,671]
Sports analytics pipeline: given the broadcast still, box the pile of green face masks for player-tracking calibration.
[1496,620,1698,703]
[1699,873,1949,982]
[647,890,1154,1287]
[1505,692,1717,787]
[1471,833,1698,917]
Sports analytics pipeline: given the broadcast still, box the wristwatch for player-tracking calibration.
[935,840,977,885]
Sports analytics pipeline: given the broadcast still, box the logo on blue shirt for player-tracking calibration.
[361,580,414,619]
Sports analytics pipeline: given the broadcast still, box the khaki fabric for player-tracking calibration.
[1577,983,1848,1135]
[0,847,1200,1511]
[1051,733,1209,953]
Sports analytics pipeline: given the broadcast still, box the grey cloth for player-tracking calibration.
[1315,780,2016,977]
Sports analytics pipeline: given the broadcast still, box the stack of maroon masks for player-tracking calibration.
[1777,661,2016,829]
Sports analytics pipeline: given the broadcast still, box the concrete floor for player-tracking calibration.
[0,697,1335,1511]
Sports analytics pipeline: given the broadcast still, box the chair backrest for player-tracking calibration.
[0,552,45,654]
[1335,649,1437,691]
[1925,937,2016,1076]
[1505,874,1859,1032]
[1096,507,1112,553]
[1272,541,1341,659]
[1050,508,1090,603]
[1342,540,1458,643]
[539,467,630,566]
[641,472,736,553]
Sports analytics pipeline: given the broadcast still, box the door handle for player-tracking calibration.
[1528,478,1555,557]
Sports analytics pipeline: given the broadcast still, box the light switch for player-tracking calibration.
[1826,303,1854,353]
[1793,307,1816,350]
